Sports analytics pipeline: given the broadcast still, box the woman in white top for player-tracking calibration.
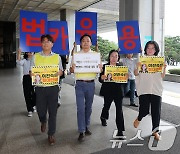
[16,49,36,117]
[133,41,166,140]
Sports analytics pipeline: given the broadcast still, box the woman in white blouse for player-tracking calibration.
[133,41,166,140]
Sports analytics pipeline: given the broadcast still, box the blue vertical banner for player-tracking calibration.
[116,20,141,54]
[48,21,69,55]
[20,10,47,52]
[75,11,97,45]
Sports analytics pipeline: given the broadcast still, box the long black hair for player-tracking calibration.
[144,41,160,56]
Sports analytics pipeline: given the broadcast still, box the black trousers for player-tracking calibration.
[23,75,36,112]
[35,85,59,136]
[101,94,125,132]
[138,94,161,132]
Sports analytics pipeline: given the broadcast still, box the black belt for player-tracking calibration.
[77,80,94,82]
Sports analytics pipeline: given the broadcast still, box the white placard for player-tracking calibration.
[74,52,101,73]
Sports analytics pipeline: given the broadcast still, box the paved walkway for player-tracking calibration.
[0,67,177,154]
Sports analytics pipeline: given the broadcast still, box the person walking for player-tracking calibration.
[99,50,127,139]
[30,34,63,145]
[70,34,102,142]
[16,49,36,117]
[133,41,167,140]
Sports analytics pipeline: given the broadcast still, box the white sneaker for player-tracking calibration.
[33,106,37,113]
[28,111,33,117]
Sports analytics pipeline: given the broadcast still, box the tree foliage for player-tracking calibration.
[91,35,180,65]
[91,36,118,61]
[165,36,180,65]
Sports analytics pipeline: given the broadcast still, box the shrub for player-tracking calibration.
[168,69,180,75]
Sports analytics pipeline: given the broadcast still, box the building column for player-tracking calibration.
[60,9,75,51]
[60,9,76,69]
[119,0,164,55]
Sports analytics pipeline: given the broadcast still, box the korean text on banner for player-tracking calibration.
[75,11,97,45]
[31,65,59,86]
[48,21,69,55]
[139,56,165,73]
[74,52,101,73]
[105,65,128,83]
[116,20,141,54]
[20,10,47,52]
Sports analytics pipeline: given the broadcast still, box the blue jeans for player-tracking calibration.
[75,81,95,133]
[124,79,135,104]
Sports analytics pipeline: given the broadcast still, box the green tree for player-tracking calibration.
[91,36,118,61]
[165,36,180,65]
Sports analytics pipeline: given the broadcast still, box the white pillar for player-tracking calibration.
[119,0,165,55]
[60,9,76,69]
[60,9,75,51]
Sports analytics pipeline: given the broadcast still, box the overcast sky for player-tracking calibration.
[99,0,179,43]
[165,0,180,36]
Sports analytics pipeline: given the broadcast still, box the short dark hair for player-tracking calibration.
[41,34,54,43]
[144,41,160,56]
[107,49,120,62]
[23,52,28,60]
[80,34,92,43]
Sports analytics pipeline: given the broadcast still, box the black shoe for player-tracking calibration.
[116,131,126,140]
[135,91,138,97]
[130,104,138,107]
[117,131,123,136]
[85,127,92,135]
[78,133,85,142]
[100,117,107,126]
[57,103,61,108]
